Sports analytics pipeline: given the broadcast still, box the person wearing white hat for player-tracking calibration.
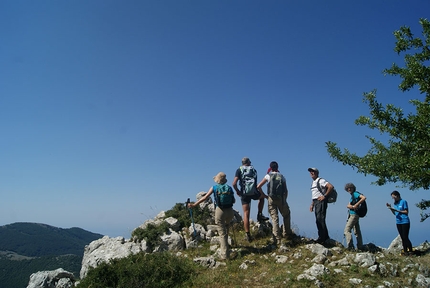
[308,167,334,244]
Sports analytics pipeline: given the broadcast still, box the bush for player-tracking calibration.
[76,252,195,288]
[165,202,214,230]
[131,222,170,249]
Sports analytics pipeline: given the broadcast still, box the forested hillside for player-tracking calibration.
[0,222,103,256]
[0,222,103,288]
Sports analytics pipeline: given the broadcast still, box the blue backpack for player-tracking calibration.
[213,184,235,208]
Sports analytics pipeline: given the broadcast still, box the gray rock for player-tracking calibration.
[387,235,403,254]
[353,252,376,267]
[27,268,74,288]
[275,255,288,263]
[305,243,332,257]
[164,217,180,232]
[80,236,146,279]
[312,254,327,264]
[348,278,362,285]
[416,274,430,287]
[193,256,220,269]
[304,263,330,277]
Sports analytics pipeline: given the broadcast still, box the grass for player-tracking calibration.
[77,201,430,287]
[77,225,430,288]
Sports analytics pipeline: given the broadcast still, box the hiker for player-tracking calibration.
[188,172,235,260]
[386,191,413,255]
[344,183,366,250]
[232,157,269,242]
[256,161,293,246]
[308,167,334,244]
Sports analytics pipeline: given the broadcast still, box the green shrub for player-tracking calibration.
[76,252,195,288]
[165,202,214,230]
[131,222,170,249]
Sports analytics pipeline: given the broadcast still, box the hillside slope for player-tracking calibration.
[0,222,103,257]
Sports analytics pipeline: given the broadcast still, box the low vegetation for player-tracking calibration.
[78,209,430,288]
[77,252,195,288]
[76,233,430,287]
[0,254,81,288]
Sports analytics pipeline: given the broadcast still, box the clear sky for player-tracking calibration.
[1,1,429,248]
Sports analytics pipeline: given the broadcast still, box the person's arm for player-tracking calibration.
[257,178,268,199]
[347,194,366,210]
[386,203,396,214]
[386,202,408,214]
[389,206,408,215]
[232,176,241,195]
[284,183,288,199]
[317,182,333,201]
[399,201,409,215]
[188,187,214,208]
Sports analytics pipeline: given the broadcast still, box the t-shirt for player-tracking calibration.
[310,177,327,199]
[349,191,362,215]
[393,199,410,224]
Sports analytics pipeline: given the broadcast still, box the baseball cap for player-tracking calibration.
[308,167,319,173]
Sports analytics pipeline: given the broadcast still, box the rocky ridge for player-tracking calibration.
[26,192,430,287]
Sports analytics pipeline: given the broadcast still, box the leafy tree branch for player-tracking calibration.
[326,18,430,222]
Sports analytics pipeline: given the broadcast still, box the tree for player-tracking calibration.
[326,18,430,221]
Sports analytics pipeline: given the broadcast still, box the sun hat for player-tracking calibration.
[213,172,227,184]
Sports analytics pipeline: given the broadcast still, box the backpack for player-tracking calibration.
[351,192,367,217]
[316,178,338,203]
[267,172,286,199]
[239,165,258,196]
[214,184,235,209]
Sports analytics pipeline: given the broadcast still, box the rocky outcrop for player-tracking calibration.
[80,236,148,279]
[27,191,430,287]
[27,268,75,288]
[79,194,244,279]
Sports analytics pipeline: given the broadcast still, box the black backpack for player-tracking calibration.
[214,184,235,209]
[351,192,367,218]
[316,178,338,203]
[267,172,286,199]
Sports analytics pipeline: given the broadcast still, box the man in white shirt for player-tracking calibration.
[308,167,334,244]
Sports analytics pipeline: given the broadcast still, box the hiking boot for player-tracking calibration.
[315,238,324,244]
[245,232,253,243]
[257,213,269,222]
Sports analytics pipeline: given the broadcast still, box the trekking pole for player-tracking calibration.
[186,198,197,238]
[230,220,237,248]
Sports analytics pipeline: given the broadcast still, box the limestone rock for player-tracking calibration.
[80,236,147,279]
[27,268,75,288]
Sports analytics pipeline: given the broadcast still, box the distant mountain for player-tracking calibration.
[0,222,104,288]
[0,222,103,257]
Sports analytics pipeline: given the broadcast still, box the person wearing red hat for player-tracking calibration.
[257,161,293,247]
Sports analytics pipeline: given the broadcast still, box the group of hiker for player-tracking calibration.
[188,157,413,260]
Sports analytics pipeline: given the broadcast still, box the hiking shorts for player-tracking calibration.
[240,191,262,205]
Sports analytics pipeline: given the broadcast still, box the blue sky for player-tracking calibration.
[1,1,429,248]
